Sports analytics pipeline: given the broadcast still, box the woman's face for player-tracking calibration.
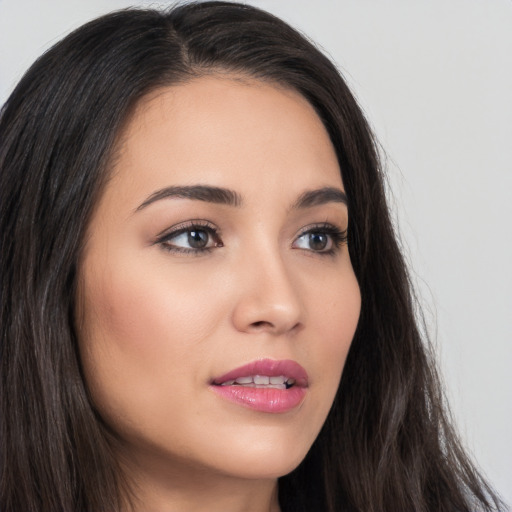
[77,76,361,483]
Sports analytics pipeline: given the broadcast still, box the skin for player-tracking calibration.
[77,76,361,512]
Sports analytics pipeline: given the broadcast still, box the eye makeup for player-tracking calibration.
[155,219,223,255]
[154,218,347,257]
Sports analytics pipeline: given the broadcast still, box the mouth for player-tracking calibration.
[210,359,308,413]
[216,375,297,390]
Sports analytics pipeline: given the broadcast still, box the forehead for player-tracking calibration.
[109,75,343,207]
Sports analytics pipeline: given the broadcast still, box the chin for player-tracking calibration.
[202,430,314,481]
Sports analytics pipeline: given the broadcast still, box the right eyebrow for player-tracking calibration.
[291,187,348,210]
[135,185,242,212]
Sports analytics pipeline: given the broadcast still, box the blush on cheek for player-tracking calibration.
[80,258,220,381]
[87,273,172,356]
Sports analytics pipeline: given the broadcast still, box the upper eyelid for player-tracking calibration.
[155,219,219,240]
[295,222,347,236]
[154,220,347,248]
[294,223,348,248]
[155,223,222,254]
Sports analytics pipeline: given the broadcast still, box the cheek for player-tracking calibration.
[306,258,360,350]
[313,268,360,390]
[326,279,361,358]
[297,262,360,434]
[326,288,360,384]
[76,253,224,423]
[82,255,220,353]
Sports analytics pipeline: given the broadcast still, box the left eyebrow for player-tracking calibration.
[291,187,348,209]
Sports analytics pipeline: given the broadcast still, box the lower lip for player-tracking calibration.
[210,385,307,413]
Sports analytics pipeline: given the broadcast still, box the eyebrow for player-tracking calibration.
[136,185,242,211]
[135,184,347,212]
[290,187,348,209]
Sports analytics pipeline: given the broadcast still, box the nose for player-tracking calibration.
[230,249,303,336]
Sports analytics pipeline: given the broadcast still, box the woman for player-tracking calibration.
[0,2,506,511]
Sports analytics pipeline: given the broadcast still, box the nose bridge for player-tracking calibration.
[231,236,303,335]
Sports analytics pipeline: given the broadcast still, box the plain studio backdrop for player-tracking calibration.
[0,0,510,505]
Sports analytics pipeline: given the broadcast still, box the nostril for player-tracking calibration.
[251,321,272,329]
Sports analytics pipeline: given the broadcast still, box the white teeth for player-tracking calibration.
[243,383,286,389]
[235,376,253,384]
[220,374,293,388]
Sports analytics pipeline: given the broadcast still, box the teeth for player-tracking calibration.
[235,376,253,384]
[220,375,293,388]
[240,383,286,389]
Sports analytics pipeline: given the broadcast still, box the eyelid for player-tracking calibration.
[295,222,348,240]
[292,222,348,254]
[155,219,218,240]
[153,219,347,256]
[154,219,223,254]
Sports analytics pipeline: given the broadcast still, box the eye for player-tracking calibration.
[170,230,210,249]
[157,221,223,254]
[293,223,348,255]
[294,232,331,251]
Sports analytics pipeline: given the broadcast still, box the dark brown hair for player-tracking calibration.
[0,2,505,511]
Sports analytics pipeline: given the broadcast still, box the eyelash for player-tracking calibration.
[294,223,348,256]
[156,221,348,256]
[156,220,222,255]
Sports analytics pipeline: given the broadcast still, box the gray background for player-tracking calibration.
[1,0,510,504]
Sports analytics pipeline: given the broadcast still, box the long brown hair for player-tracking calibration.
[0,2,505,511]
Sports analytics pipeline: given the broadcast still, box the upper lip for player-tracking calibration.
[211,358,308,387]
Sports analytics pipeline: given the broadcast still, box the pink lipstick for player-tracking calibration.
[210,359,308,413]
